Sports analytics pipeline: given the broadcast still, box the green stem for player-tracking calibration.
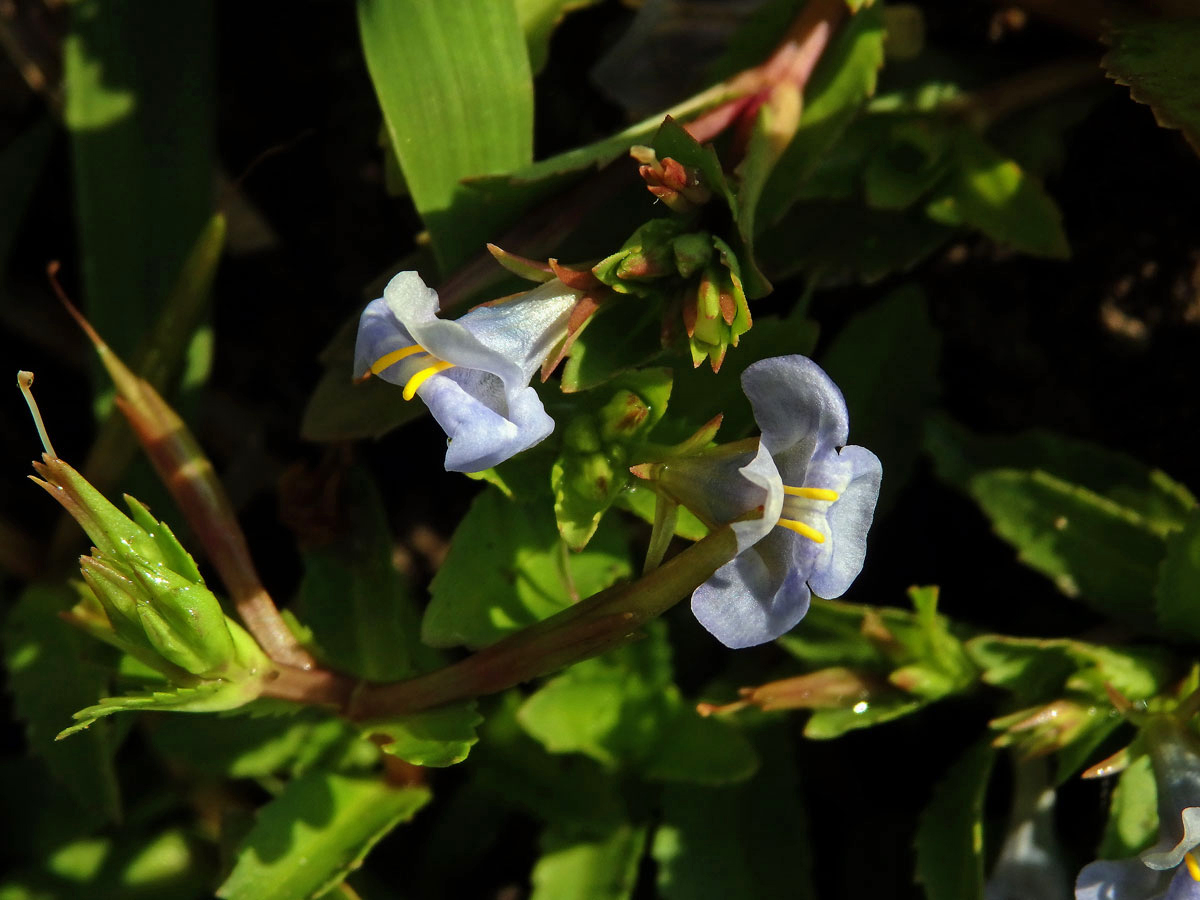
[342,527,738,720]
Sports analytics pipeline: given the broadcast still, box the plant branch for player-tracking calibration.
[259,527,740,720]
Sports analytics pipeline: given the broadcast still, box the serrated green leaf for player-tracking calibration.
[1098,753,1158,859]
[927,418,1195,623]
[361,703,483,768]
[298,466,432,680]
[1103,20,1200,156]
[530,823,647,900]
[1156,507,1200,643]
[4,584,120,822]
[217,771,430,900]
[65,0,213,372]
[914,742,996,900]
[422,487,631,649]
[821,285,939,511]
[653,724,815,899]
[469,691,627,831]
[862,118,953,210]
[803,696,923,739]
[0,827,210,900]
[147,710,378,779]
[756,1,886,229]
[926,416,1196,532]
[358,0,533,273]
[969,469,1168,623]
[924,129,1069,259]
[60,678,266,739]
[552,369,674,549]
[967,633,1168,704]
[965,635,1077,699]
[518,622,757,783]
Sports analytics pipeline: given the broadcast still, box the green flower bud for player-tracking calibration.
[32,453,264,681]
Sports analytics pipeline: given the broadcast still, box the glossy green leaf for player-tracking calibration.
[298,466,432,680]
[914,742,997,900]
[217,772,430,900]
[518,622,757,783]
[1156,507,1200,643]
[821,285,939,511]
[755,1,886,229]
[757,199,953,284]
[1098,753,1158,858]
[4,584,120,821]
[653,725,815,899]
[530,823,647,900]
[1103,20,1200,156]
[64,0,213,364]
[360,703,483,768]
[422,487,632,649]
[358,0,533,273]
[924,129,1069,259]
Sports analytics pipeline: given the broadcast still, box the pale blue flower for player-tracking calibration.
[354,271,581,472]
[688,355,882,648]
[1076,720,1200,900]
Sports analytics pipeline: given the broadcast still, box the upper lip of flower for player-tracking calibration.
[687,354,882,648]
[353,271,582,472]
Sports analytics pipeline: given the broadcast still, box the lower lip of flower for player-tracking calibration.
[776,485,839,544]
[369,344,458,399]
[1186,851,1200,881]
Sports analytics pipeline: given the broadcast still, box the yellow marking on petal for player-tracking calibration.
[777,518,825,543]
[402,360,455,400]
[370,343,428,375]
[782,486,839,501]
[1186,851,1200,882]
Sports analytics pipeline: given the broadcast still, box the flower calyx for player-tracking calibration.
[630,145,711,214]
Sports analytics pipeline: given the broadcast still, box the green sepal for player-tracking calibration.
[122,494,203,584]
[592,218,687,293]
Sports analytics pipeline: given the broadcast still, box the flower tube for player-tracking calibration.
[354,271,582,472]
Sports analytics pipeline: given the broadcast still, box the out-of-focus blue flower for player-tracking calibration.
[985,760,1072,900]
[658,355,881,648]
[354,271,581,472]
[1076,719,1200,900]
